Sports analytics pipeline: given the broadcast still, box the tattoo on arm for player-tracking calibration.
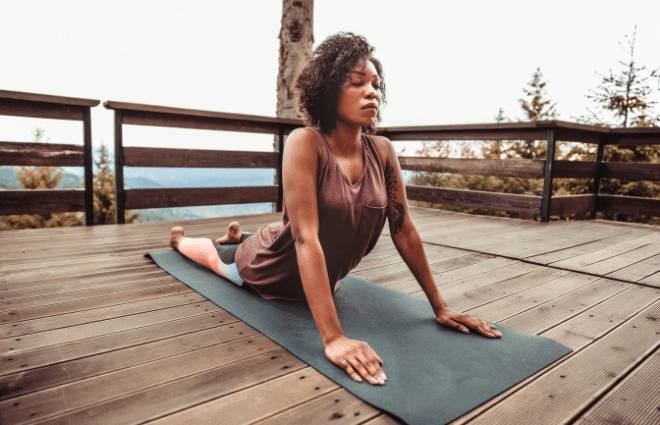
[385,160,406,237]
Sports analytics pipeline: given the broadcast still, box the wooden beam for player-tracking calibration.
[405,185,542,216]
[123,147,278,168]
[0,141,85,166]
[399,157,543,179]
[597,195,660,217]
[541,130,557,222]
[550,194,597,216]
[0,89,100,107]
[82,107,94,226]
[553,160,600,179]
[114,110,126,224]
[602,162,660,181]
[0,98,85,121]
[103,101,302,135]
[0,190,85,215]
[124,186,279,209]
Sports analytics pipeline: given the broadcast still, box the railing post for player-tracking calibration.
[114,110,126,224]
[590,142,605,219]
[275,125,285,213]
[82,107,94,226]
[541,129,556,222]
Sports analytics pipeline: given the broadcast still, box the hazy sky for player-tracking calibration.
[2,0,659,154]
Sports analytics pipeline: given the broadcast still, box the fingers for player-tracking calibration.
[327,340,386,385]
[437,311,503,338]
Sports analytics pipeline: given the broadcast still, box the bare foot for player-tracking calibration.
[215,221,243,244]
[169,227,185,250]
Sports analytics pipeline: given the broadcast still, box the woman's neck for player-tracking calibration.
[325,122,362,156]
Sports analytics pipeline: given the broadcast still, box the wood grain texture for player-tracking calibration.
[2,209,660,425]
[124,186,278,209]
[398,156,543,178]
[406,185,542,215]
[0,189,85,214]
[0,142,85,167]
[123,146,277,168]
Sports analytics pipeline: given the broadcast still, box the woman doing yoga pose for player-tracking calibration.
[169,32,501,386]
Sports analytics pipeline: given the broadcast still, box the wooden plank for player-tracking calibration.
[524,228,643,265]
[499,278,631,335]
[124,186,278,209]
[580,242,660,277]
[467,272,601,323]
[572,347,660,425]
[406,185,542,216]
[0,189,85,215]
[602,253,660,284]
[553,160,598,179]
[0,320,253,400]
[0,142,85,167]
[597,194,660,217]
[253,388,380,425]
[549,194,596,216]
[0,300,224,353]
[398,157,543,178]
[124,146,278,168]
[24,351,311,425]
[550,234,660,270]
[0,89,99,107]
[0,97,85,121]
[0,311,235,376]
[466,298,660,425]
[603,162,660,181]
[104,100,302,135]
[0,335,281,424]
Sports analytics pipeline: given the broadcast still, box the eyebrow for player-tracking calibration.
[350,70,380,80]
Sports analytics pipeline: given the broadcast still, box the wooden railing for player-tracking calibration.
[379,121,660,221]
[103,101,302,224]
[2,90,658,227]
[0,90,99,225]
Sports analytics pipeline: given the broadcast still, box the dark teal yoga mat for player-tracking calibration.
[146,249,571,425]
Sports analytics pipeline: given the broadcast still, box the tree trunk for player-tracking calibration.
[276,0,314,119]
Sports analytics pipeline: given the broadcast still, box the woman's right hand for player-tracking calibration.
[324,336,386,385]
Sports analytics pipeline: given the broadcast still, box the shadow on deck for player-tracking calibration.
[1,207,660,425]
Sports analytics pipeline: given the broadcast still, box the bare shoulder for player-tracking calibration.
[285,127,322,156]
[368,134,397,168]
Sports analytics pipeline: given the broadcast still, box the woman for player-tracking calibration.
[169,32,501,387]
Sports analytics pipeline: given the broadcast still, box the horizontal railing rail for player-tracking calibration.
[103,101,304,223]
[3,92,658,227]
[379,120,660,221]
[0,90,99,224]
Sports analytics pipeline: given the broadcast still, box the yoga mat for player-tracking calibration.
[146,249,571,425]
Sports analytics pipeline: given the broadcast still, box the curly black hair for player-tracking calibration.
[295,32,386,134]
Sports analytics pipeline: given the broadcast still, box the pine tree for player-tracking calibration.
[93,142,142,225]
[577,27,660,225]
[0,127,84,230]
[586,26,659,128]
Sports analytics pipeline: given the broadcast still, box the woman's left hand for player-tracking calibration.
[435,308,502,338]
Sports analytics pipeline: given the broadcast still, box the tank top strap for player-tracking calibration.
[307,127,331,171]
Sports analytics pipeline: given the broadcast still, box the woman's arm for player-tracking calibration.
[283,128,386,385]
[375,136,501,338]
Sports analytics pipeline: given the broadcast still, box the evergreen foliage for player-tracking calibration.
[93,142,142,225]
[0,127,84,230]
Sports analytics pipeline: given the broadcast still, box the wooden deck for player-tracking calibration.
[2,207,660,425]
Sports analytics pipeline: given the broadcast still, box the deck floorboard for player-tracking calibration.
[2,207,660,424]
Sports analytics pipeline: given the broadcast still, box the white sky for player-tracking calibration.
[1,0,659,155]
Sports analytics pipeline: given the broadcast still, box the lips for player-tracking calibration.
[362,103,378,110]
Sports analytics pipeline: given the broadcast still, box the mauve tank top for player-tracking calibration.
[234,127,387,301]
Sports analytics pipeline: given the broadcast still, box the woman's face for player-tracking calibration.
[336,59,382,129]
